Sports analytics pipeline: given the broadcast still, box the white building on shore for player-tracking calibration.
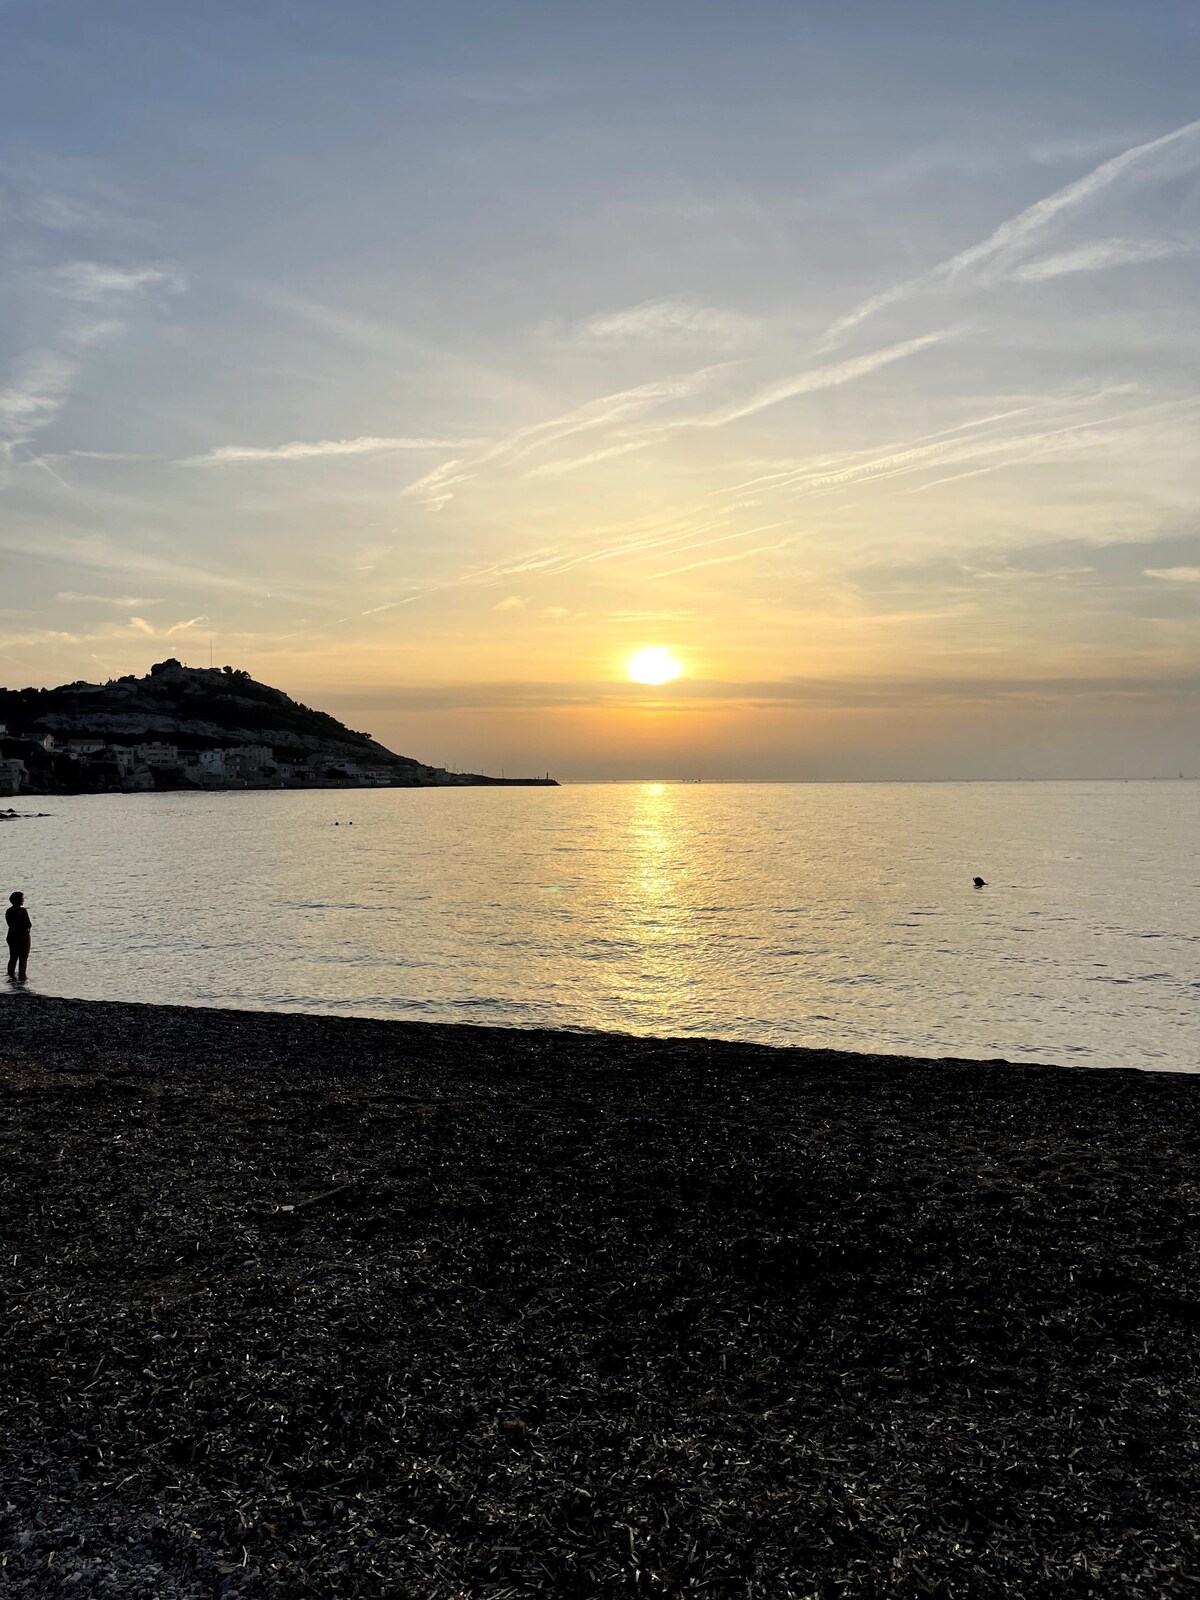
[232,744,274,772]
[135,741,180,768]
[104,746,137,775]
[194,749,227,779]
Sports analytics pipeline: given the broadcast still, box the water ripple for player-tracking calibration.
[6,781,1197,1072]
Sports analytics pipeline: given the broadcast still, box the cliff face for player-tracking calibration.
[0,660,420,770]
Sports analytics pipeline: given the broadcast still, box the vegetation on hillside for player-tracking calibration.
[0,660,416,767]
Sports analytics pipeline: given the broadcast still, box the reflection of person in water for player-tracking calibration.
[6,890,31,982]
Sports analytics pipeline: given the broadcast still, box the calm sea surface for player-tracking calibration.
[2,782,1196,1071]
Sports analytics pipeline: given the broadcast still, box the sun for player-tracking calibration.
[626,646,684,686]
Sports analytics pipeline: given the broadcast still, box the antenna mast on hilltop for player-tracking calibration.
[209,638,213,669]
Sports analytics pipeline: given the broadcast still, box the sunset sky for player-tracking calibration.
[2,1,1198,778]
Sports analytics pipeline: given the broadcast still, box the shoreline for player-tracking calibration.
[3,996,1199,1597]
[1,775,559,799]
[3,988,1075,1073]
[4,987,1190,1077]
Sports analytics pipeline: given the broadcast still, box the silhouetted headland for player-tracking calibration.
[2,995,1197,1597]
[0,659,557,795]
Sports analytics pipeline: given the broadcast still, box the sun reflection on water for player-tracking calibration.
[631,782,678,899]
[612,782,706,1023]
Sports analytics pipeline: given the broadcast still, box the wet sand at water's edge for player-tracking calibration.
[2,995,1198,1598]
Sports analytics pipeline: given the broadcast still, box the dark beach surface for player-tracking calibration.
[2,997,1198,1599]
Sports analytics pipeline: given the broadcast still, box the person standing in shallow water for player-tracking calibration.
[6,891,31,982]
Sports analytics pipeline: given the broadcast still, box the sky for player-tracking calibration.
[1,0,1199,779]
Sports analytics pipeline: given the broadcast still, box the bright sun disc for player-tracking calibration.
[627,646,684,686]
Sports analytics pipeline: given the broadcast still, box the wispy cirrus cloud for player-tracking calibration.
[0,525,305,601]
[1012,237,1188,282]
[0,625,84,651]
[402,364,728,507]
[301,510,733,631]
[705,387,1197,512]
[650,535,795,579]
[1144,566,1200,583]
[495,367,727,465]
[25,193,135,234]
[0,351,79,440]
[0,614,202,652]
[181,435,481,466]
[527,436,664,478]
[205,323,946,523]
[527,334,952,481]
[398,457,472,510]
[1,234,185,460]
[126,614,207,638]
[1027,131,1141,166]
[824,116,1200,342]
[5,151,156,240]
[49,261,186,300]
[698,331,951,428]
[550,297,759,347]
[944,117,1200,281]
[56,591,163,606]
[61,450,151,462]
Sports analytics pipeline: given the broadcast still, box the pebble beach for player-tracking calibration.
[2,995,1198,1598]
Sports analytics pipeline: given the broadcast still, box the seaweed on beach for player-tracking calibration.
[2,997,1199,1597]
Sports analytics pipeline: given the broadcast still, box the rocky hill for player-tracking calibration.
[0,659,421,772]
[0,661,557,792]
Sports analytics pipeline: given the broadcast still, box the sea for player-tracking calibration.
[3,781,1196,1071]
